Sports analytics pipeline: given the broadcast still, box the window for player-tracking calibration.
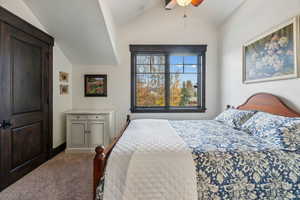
[130,45,207,113]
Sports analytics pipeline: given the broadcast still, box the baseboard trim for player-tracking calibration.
[50,142,66,158]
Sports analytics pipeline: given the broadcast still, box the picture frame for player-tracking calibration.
[242,16,299,84]
[60,84,69,95]
[59,71,69,82]
[84,74,107,97]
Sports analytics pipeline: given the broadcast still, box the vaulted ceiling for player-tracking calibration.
[23,0,246,65]
[107,0,246,26]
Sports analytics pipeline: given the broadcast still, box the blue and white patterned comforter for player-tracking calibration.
[97,120,300,200]
[169,120,300,200]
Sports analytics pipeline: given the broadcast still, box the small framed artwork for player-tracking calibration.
[60,84,69,95]
[59,72,69,82]
[84,74,107,97]
[243,16,299,83]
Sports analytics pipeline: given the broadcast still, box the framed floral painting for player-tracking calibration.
[84,74,107,97]
[243,17,299,83]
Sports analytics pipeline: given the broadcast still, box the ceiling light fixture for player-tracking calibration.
[165,0,205,10]
[176,0,192,7]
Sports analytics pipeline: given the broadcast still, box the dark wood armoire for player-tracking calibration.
[0,6,54,190]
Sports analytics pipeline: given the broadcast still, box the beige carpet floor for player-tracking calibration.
[0,152,94,200]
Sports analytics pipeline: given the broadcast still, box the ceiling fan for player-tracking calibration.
[165,0,204,10]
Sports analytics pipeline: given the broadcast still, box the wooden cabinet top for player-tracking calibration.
[65,110,114,115]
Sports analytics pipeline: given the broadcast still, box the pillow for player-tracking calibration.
[215,109,257,129]
[241,112,291,137]
[262,119,300,151]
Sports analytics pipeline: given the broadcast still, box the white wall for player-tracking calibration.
[0,0,73,148]
[72,6,220,132]
[220,0,300,111]
[53,47,72,148]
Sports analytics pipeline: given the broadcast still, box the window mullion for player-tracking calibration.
[131,53,137,112]
[197,55,201,108]
[201,53,206,110]
[165,53,170,109]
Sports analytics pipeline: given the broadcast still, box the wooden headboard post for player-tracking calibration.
[237,93,300,117]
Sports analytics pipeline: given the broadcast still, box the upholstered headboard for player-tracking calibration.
[237,93,300,118]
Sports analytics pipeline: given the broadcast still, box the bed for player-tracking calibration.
[93,93,300,200]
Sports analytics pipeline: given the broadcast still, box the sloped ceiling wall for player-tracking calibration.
[24,0,119,65]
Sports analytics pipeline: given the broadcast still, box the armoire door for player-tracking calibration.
[0,22,50,190]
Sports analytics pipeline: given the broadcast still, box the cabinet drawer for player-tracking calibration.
[88,115,105,120]
[70,115,87,120]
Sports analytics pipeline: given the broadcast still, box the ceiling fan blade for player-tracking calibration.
[165,0,177,10]
[191,0,204,6]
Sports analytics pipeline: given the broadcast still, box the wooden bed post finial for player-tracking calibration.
[95,145,105,158]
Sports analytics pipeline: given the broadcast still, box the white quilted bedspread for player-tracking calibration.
[103,119,197,200]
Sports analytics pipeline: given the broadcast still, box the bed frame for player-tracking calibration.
[93,93,300,198]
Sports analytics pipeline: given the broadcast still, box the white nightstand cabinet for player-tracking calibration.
[65,110,115,153]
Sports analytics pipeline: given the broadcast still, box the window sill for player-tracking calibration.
[131,107,207,113]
